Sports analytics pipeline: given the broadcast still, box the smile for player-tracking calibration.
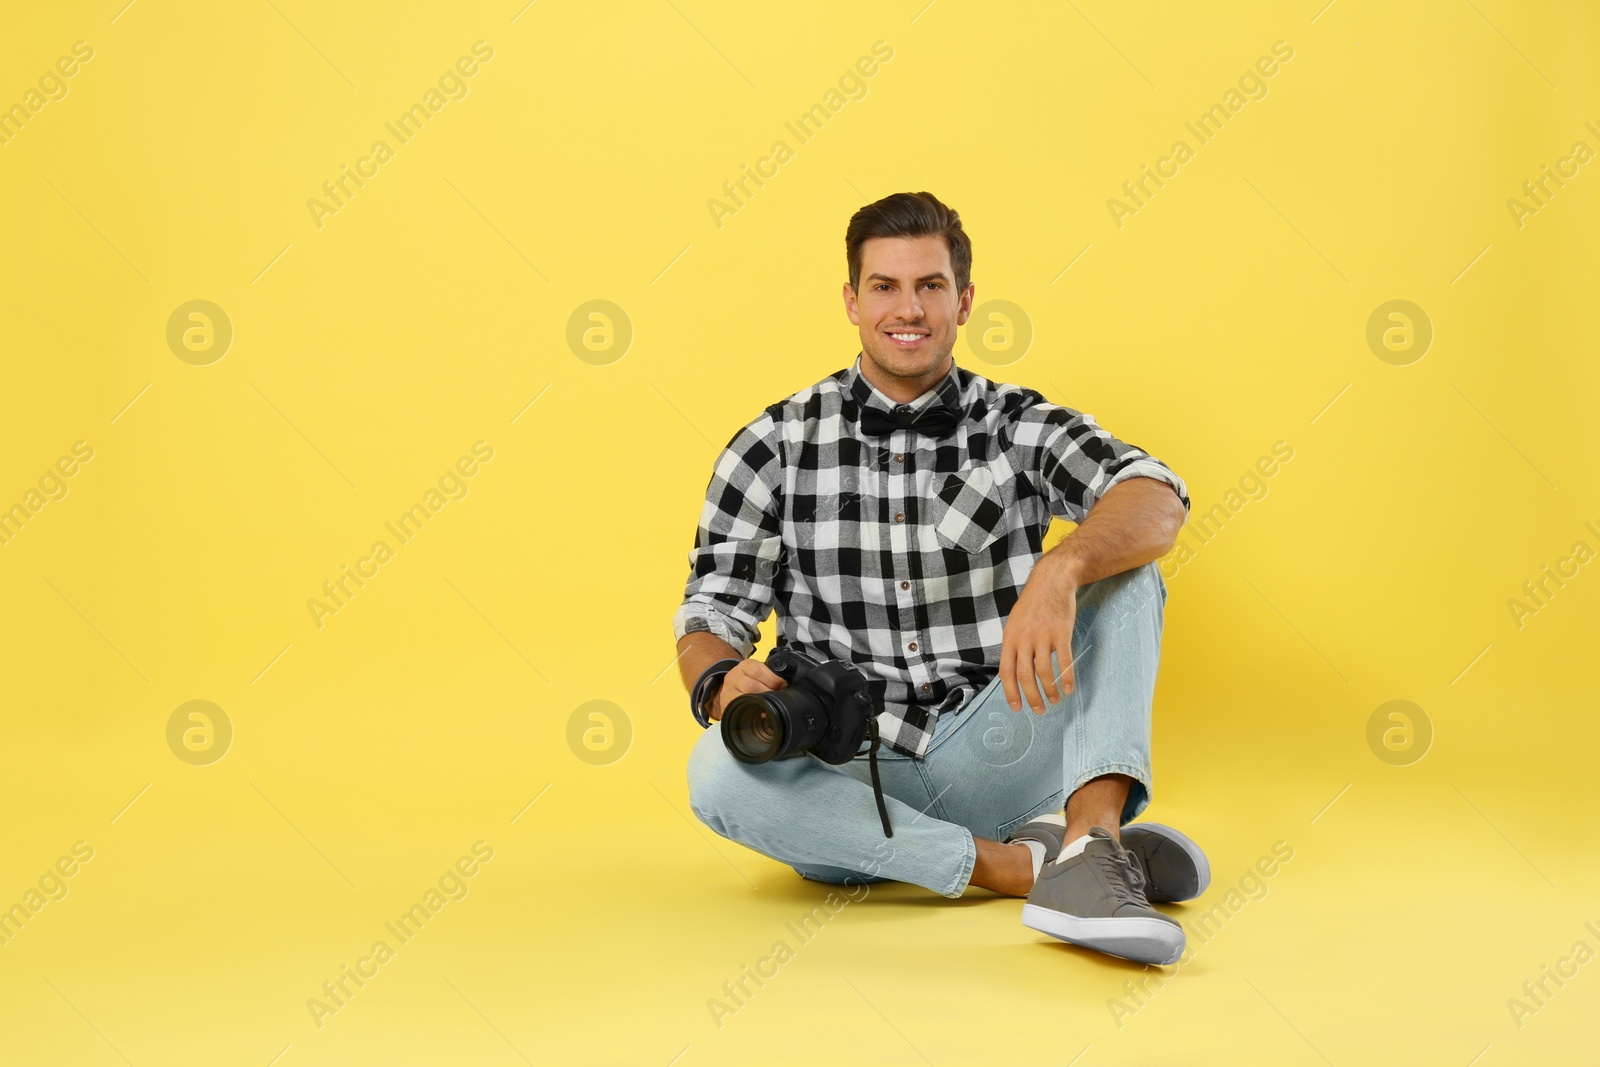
[885,331,929,346]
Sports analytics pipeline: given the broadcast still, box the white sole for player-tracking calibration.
[1123,821,1211,901]
[1021,904,1185,966]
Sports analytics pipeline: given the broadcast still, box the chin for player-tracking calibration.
[869,342,941,374]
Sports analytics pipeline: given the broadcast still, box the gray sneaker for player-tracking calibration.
[1021,826,1185,965]
[1119,822,1210,903]
[1006,814,1067,862]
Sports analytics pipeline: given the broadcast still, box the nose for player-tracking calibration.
[893,285,924,324]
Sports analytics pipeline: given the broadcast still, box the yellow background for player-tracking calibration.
[3,1,1597,1063]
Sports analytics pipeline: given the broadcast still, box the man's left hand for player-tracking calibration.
[998,556,1080,714]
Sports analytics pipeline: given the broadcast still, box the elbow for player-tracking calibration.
[1158,486,1188,552]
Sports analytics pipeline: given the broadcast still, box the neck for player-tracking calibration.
[860,353,952,405]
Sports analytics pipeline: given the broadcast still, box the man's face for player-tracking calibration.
[843,235,974,396]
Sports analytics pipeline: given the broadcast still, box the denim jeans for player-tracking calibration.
[686,561,1167,898]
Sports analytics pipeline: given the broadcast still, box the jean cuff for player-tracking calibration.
[1067,762,1152,826]
[940,827,977,898]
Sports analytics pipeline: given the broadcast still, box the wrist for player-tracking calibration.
[1039,546,1087,590]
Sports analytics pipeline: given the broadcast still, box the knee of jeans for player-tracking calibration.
[1080,560,1165,624]
[686,725,739,830]
[795,865,889,888]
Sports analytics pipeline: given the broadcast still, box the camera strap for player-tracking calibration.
[865,718,894,838]
[689,658,742,728]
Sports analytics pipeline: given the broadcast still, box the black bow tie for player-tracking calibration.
[857,400,962,439]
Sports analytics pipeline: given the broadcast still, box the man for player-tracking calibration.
[671,191,1209,966]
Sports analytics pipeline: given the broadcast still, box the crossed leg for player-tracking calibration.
[686,562,1167,898]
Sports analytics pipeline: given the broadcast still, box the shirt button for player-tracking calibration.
[895,453,904,462]
[921,683,931,692]
[894,513,904,523]
[900,581,909,590]
[908,641,918,651]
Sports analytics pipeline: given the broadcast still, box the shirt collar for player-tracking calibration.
[843,352,964,419]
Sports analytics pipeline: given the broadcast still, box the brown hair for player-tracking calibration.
[845,191,972,295]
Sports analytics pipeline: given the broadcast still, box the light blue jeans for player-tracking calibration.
[686,561,1167,898]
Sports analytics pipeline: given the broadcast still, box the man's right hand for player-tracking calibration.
[709,659,789,721]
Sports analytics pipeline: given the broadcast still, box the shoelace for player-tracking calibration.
[1091,843,1151,909]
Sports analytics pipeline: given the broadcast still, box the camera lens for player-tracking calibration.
[747,709,777,746]
[725,701,784,762]
[722,688,827,764]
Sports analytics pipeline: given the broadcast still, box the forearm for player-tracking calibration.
[1039,476,1186,588]
[676,630,742,695]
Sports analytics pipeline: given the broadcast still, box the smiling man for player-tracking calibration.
[673,191,1210,967]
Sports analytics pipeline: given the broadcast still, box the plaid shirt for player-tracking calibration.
[672,353,1190,759]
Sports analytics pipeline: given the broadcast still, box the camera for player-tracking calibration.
[721,647,876,766]
[720,646,894,836]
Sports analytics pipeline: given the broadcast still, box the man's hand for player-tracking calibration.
[999,556,1080,714]
[996,476,1185,713]
[677,631,786,722]
[708,659,789,721]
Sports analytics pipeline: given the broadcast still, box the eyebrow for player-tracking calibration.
[864,271,950,284]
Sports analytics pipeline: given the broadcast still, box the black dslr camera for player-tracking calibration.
[720,647,894,836]
[721,647,873,765]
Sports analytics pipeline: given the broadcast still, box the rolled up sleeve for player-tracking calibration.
[1014,397,1190,524]
[671,413,784,660]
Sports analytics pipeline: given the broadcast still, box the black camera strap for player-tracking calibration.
[689,657,742,728]
[865,717,893,838]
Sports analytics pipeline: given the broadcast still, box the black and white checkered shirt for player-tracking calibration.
[672,353,1190,759]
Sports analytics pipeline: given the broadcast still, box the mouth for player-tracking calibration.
[883,329,931,348]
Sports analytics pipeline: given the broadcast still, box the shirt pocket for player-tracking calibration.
[929,463,1008,554]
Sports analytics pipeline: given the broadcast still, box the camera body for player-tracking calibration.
[720,647,876,766]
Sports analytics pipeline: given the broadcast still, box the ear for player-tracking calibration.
[842,281,861,326]
[955,283,975,327]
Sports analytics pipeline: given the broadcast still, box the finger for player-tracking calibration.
[1053,638,1076,696]
[1038,647,1062,707]
[746,663,788,688]
[715,676,758,718]
[712,680,743,720]
[999,647,1022,711]
[1019,645,1048,714]
[725,683,772,711]
[1056,638,1077,694]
